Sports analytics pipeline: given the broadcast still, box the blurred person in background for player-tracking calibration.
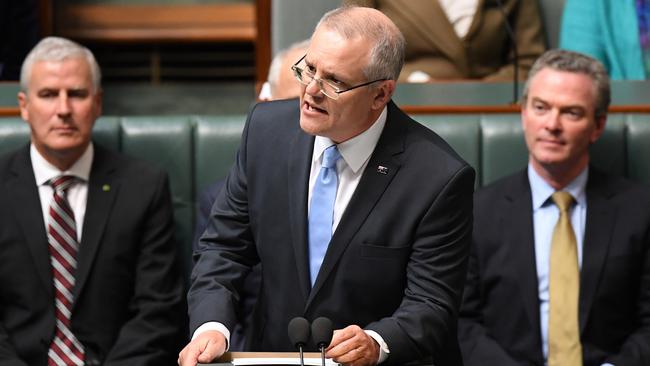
[343,0,546,82]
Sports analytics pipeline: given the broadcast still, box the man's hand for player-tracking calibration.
[178,330,227,366]
[325,325,380,366]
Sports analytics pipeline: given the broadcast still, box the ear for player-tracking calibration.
[590,115,607,143]
[371,80,396,110]
[93,89,103,120]
[18,91,29,122]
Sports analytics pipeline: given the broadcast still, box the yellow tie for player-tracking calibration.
[548,191,582,366]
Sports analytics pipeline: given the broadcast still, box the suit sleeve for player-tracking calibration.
[364,163,475,365]
[457,237,523,366]
[483,0,546,81]
[187,106,259,335]
[103,172,186,365]
[192,181,224,253]
[605,225,650,365]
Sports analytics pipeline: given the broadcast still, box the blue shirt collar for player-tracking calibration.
[528,164,588,210]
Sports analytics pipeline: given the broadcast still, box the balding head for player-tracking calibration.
[315,6,405,82]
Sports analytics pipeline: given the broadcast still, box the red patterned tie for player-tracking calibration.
[47,175,85,366]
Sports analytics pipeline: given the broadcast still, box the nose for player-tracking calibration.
[56,92,72,117]
[544,109,562,131]
[304,76,324,98]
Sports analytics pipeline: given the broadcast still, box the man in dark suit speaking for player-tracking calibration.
[0,37,186,365]
[459,49,650,366]
[180,6,474,366]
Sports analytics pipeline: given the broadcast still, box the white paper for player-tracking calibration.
[232,357,338,366]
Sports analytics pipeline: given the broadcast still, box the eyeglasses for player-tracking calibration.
[291,55,388,100]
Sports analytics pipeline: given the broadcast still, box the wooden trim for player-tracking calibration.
[401,104,650,114]
[3,105,650,118]
[39,0,54,36]
[255,0,272,95]
[54,4,256,43]
[609,105,650,113]
[402,105,521,114]
[0,108,20,117]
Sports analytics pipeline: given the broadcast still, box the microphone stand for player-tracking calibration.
[319,344,326,366]
[300,345,306,366]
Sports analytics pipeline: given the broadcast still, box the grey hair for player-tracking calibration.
[522,49,610,119]
[315,6,405,81]
[268,39,309,95]
[20,36,101,93]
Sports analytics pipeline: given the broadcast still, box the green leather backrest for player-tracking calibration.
[591,115,626,176]
[193,115,246,195]
[0,117,30,155]
[2,112,649,283]
[120,116,194,284]
[416,115,481,186]
[0,116,122,155]
[627,114,650,184]
[480,115,528,186]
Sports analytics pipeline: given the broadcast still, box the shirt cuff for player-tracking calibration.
[364,330,390,364]
[192,321,231,351]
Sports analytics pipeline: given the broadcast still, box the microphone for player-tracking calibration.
[288,317,311,366]
[495,0,519,105]
[311,317,333,366]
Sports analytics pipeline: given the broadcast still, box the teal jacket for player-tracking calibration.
[560,0,645,80]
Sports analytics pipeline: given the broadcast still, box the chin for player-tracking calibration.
[300,118,326,137]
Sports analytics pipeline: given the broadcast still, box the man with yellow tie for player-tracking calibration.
[458,49,650,366]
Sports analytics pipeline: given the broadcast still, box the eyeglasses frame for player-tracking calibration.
[290,55,388,100]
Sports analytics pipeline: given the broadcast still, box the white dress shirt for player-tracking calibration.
[31,143,94,241]
[438,0,479,38]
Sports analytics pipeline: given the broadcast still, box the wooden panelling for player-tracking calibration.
[55,4,256,43]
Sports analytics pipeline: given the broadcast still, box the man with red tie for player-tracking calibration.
[0,36,186,365]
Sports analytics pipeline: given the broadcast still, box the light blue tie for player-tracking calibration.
[309,145,342,286]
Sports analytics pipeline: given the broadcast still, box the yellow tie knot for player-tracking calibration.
[552,191,575,213]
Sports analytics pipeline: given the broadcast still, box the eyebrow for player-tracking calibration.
[531,97,587,111]
[304,57,343,83]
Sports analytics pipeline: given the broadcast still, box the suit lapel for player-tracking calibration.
[288,129,314,302]
[73,145,119,303]
[503,171,542,340]
[579,169,615,333]
[306,102,404,308]
[8,146,53,296]
[463,0,487,40]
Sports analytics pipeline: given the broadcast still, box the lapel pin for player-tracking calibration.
[376,165,389,175]
[102,184,111,192]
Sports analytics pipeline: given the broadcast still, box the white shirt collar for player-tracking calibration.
[528,163,588,210]
[312,106,387,173]
[31,143,94,186]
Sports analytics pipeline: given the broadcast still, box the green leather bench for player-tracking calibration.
[2,113,649,282]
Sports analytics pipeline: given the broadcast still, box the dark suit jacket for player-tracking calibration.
[0,144,186,366]
[344,0,546,81]
[459,168,650,366]
[189,99,475,365]
[193,180,225,253]
[193,180,260,352]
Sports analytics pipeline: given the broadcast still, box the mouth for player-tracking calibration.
[51,126,78,134]
[538,138,565,147]
[302,100,328,116]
